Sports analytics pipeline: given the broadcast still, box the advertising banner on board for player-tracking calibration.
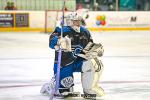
[0,13,29,28]
[0,13,14,27]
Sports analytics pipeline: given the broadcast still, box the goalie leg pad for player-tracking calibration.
[81,58,104,96]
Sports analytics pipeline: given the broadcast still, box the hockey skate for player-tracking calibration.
[54,87,80,99]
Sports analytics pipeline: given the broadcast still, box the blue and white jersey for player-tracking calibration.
[49,26,93,66]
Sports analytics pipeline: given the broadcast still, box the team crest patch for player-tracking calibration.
[61,76,73,88]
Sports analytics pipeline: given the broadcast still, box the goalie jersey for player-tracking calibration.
[49,26,93,66]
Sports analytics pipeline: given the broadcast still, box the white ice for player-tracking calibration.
[0,31,150,100]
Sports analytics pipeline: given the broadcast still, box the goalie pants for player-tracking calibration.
[53,58,83,89]
[53,58,104,96]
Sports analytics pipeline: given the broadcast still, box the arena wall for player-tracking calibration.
[0,11,150,32]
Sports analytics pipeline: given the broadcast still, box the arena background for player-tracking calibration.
[0,0,150,100]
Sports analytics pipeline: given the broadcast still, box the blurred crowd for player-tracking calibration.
[5,1,17,10]
[3,0,150,11]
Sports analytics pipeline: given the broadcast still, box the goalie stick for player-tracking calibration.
[49,0,66,100]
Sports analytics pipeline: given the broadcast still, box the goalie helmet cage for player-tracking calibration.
[45,10,73,33]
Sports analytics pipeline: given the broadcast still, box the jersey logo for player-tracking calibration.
[72,45,83,57]
[61,76,73,88]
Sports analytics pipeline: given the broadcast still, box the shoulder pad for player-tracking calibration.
[53,26,72,33]
[80,26,90,33]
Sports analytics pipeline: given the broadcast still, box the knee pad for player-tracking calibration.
[60,76,74,88]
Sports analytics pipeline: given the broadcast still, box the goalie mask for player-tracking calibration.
[66,13,82,32]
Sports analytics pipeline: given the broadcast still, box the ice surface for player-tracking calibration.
[0,31,150,100]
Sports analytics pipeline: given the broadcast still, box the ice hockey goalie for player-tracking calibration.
[40,12,105,98]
